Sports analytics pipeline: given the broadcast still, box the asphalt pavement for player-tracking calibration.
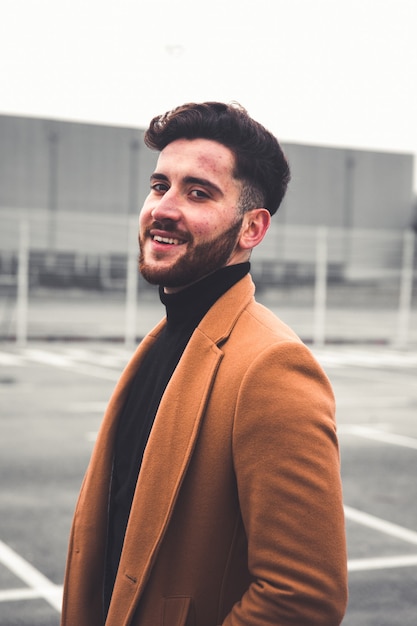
[1,341,417,625]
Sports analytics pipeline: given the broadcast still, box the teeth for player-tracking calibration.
[153,235,182,245]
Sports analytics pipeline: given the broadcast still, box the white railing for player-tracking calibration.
[0,210,416,348]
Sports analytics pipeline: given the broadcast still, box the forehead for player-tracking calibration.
[156,138,236,180]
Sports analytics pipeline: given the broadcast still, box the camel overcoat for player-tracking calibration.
[61,275,348,626]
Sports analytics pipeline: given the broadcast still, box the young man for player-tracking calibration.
[61,102,348,626]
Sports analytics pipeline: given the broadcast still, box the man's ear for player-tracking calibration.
[238,208,271,251]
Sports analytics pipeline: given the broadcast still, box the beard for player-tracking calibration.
[139,218,243,289]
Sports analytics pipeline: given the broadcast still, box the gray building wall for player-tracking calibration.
[0,113,414,230]
[0,115,155,216]
[278,143,414,230]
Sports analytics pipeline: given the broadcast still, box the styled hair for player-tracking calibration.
[144,102,290,216]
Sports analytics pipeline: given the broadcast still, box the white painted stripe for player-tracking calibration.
[1,555,416,602]
[22,348,120,381]
[344,505,417,545]
[67,401,108,413]
[66,363,120,381]
[4,346,417,372]
[0,585,63,603]
[23,349,74,367]
[0,587,40,602]
[0,352,25,366]
[337,396,411,408]
[340,426,417,450]
[314,349,417,368]
[348,554,417,572]
[338,423,390,433]
[63,348,129,368]
[0,540,62,612]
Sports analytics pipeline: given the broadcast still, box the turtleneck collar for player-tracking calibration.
[159,263,250,332]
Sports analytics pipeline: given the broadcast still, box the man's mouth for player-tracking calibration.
[152,234,186,246]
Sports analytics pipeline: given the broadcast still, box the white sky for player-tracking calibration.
[1,0,417,190]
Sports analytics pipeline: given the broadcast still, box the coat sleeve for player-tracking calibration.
[225,341,348,626]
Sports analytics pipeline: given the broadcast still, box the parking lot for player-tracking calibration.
[1,341,417,625]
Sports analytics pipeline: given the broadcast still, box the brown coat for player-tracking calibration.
[61,275,348,626]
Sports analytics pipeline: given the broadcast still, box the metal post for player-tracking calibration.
[313,227,328,348]
[16,217,30,346]
[124,215,138,347]
[128,137,140,215]
[395,229,415,348]
[343,154,355,268]
[47,129,59,250]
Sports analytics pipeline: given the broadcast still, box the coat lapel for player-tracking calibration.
[62,322,166,625]
[107,328,224,624]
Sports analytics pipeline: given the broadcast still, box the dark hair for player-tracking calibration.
[144,102,290,216]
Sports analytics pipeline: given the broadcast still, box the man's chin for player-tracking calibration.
[139,261,181,288]
[139,265,166,286]
[139,262,203,290]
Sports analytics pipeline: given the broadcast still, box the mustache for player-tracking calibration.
[145,219,191,242]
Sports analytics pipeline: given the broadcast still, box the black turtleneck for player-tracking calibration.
[104,262,250,614]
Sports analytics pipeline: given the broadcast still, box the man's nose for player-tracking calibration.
[151,189,182,222]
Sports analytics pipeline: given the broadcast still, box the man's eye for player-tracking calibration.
[190,189,209,199]
[152,183,168,193]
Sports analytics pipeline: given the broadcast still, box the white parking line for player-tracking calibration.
[0,352,25,366]
[67,362,120,381]
[0,348,122,380]
[1,504,416,610]
[0,540,62,612]
[348,554,417,572]
[23,349,121,381]
[345,506,417,572]
[0,585,63,604]
[314,348,417,368]
[339,425,417,450]
[344,505,417,545]
[23,349,74,367]
[337,396,411,408]
[67,401,108,413]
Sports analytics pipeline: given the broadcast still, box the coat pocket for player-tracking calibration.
[162,596,194,626]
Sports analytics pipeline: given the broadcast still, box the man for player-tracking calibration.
[61,102,348,626]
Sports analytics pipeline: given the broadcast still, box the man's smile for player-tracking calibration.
[152,234,186,246]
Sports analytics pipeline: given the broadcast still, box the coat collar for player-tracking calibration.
[197,273,255,345]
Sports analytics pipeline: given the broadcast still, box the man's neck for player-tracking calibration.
[159,263,250,330]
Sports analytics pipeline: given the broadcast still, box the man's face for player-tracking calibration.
[139,138,247,292]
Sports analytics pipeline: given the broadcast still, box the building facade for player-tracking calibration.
[0,113,414,227]
[0,114,415,286]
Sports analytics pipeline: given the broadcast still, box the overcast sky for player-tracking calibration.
[1,0,416,189]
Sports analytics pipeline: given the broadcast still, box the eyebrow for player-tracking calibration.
[150,173,224,197]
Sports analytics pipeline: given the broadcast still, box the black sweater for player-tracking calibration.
[104,262,250,615]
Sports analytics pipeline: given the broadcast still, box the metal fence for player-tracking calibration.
[1,209,416,348]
